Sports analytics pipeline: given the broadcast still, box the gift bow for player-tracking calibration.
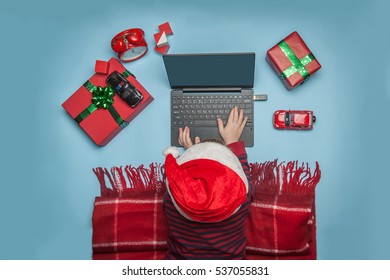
[278,41,316,81]
[74,80,128,128]
[91,85,115,109]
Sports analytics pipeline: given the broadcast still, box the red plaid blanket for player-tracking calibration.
[92,160,321,260]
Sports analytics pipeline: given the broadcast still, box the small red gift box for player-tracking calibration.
[266,31,321,90]
[62,57,154,146]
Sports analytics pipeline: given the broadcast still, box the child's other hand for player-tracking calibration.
[178,126,201,149]
[217,107,247,145]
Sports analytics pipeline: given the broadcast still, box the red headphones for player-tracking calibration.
[111,28,148,62]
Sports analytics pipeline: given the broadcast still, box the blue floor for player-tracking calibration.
[1,0,389,259]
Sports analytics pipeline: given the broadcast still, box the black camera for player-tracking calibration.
[106,71,143,107]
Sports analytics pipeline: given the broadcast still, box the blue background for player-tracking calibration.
[1,0,389,260]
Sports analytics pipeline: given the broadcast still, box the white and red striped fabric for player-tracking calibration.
[92,160,320,260]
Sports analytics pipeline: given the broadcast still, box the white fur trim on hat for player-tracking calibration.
[163,146,180,159]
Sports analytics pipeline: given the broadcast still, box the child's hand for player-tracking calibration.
[178,126,201,149]
[217,107,247,145]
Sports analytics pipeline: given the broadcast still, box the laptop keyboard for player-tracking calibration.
[171,93,253,127]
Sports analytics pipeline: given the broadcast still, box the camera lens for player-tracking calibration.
[106,71,143,107]
[119,84,143,107]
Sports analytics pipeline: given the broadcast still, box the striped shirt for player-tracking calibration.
[163,141,251,260]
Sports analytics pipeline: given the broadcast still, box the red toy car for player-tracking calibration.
[273,110,316,130]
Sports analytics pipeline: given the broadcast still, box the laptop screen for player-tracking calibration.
[163,53,255,89]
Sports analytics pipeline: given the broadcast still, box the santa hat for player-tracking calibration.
[163,142,248,223]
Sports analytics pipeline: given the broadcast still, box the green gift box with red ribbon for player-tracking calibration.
[62,57,154,146]
[266,31,321,90]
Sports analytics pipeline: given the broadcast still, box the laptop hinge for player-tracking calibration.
[182,87,242,92]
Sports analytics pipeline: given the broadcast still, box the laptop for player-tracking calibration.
[163,52,255,147]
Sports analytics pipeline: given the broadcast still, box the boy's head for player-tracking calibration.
[163,142,248,223]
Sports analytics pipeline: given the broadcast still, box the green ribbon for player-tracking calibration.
[122,70,133,79]
[278,40,316,81]
[74,81,128,128]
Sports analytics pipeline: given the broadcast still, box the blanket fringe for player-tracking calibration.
[93,160,320,198]
[93,163,166,197]
[250,160,321,196]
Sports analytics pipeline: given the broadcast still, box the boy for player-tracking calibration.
[163,107,251,259]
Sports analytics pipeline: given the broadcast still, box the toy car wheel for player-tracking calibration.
[312,116,316,123]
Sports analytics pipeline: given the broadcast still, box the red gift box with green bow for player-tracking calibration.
[62,57,154,146]
[266,31,321,90]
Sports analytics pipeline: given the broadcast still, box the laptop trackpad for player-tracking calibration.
[191,126,253,147]
[171,127,221,146]
[191,127,221,142]
[171,126,253,147]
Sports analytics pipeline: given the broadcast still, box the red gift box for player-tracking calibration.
[95,60,109,74]
[266,31,321,90]
[62,57,154,146]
